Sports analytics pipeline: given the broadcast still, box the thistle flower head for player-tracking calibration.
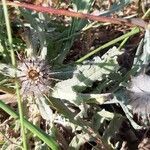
[17,57,51,98]
[127,74,150,126]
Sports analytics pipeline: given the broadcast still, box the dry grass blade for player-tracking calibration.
[4,2,148,28]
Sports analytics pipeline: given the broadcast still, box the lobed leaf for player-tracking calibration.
[52,47,121,105]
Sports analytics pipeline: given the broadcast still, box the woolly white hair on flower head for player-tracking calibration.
[127,73,150,125]
[17,57,51,98]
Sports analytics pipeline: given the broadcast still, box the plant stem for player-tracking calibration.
[118,37,129,51]
[142,8,150,19]
[1,0,27,149]
[4,2,147,28]
[76,27,140,62]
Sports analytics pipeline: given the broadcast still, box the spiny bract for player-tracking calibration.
[128,73,150,126]
[17,57,51,98]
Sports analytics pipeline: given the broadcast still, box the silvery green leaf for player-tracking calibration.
[132,38,143,68]
[53,91,110,106]
[135,28,150,66]
[80,93,112,104]
[92,111,105,131]
[0,63,18,77]
[52,67,111,105]
[102,114,124,149]
[20,10,56,59]
[52,47,121,105]
[102,114,124,143]
[126,29,150,74]
[101,46,122,62]
[36,97,53,121]
[69,133,91,150]
[97,109,115,120]
[145,28,150,53]
[91,109,115,135]
[105,96,143,130]
[143,28,150,64]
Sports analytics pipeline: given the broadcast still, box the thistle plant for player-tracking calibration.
[18,57,51,98]
[127,28,150,127]
[0,0,149,149]
[128,73,150,126]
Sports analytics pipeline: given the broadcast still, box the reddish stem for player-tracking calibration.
[6,2,147,28]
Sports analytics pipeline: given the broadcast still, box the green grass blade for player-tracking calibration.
[0,100,59,150]
[76,27,140,62]
[1,0,27,149]
[56,0,94,63]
